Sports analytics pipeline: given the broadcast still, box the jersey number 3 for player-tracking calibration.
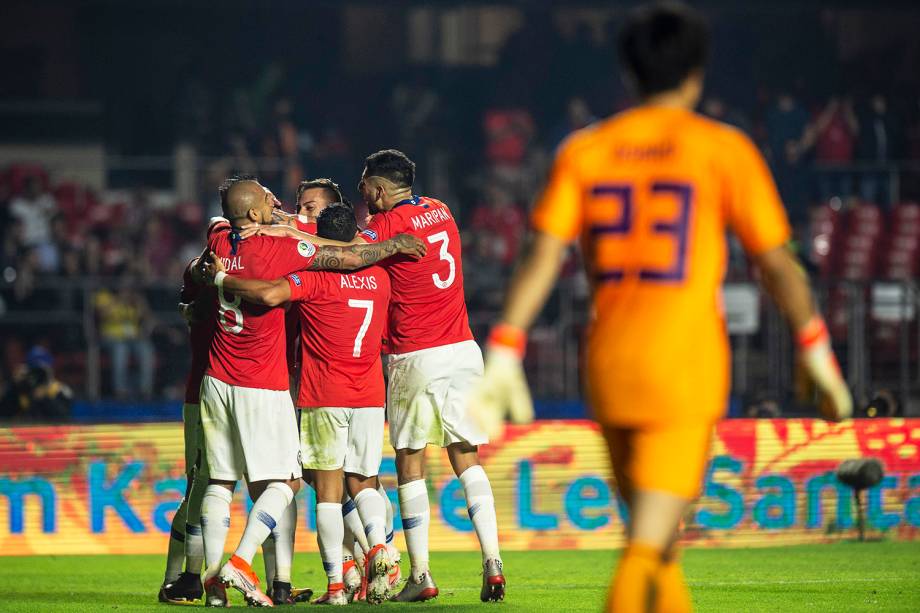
[590,181,693,283]
[427,230,456,289]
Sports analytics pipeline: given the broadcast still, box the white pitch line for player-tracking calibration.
[438,577,918,593]
[691,577,916,587]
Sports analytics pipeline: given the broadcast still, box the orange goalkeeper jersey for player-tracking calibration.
[532,106,791,427]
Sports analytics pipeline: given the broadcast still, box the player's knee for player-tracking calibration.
[286,478,301,495]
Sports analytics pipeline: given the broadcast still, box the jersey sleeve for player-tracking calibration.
[360,213,395,243]
[723,131,792,256]
[531,138,584,242]
[285,270,318,303]
[262,236,319,277]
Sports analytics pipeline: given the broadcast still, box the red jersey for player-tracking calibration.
[180,260,217,404]
[205,225,318,390]
[296,217,317,234]
[360,196,473,354]
[286,266,390,408]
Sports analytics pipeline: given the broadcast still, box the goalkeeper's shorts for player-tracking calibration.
[602,420,716,500]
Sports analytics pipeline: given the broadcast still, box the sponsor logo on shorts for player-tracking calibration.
[289,273,302,286]
[361,228,378,241]
[297,240,316,258]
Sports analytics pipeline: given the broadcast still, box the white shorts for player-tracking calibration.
[300,406,384,477]
[387,340,488,450]
[199,375,302,482]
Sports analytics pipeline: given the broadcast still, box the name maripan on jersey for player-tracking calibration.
[410,206,452,231]
[340,273,378,291]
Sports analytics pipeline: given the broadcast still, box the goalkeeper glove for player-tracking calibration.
[468,323,535,438]
[797,316,853,422]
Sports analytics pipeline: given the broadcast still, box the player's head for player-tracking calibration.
[316,202,358,242]
[618,2,709,106]
[219,175,275,226]
[296,178,345,221]
[358,149,415,213]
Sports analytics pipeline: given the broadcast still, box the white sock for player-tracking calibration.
[262,536,276,586]
[201,485,233,580]
[354,487,387,548]
[165,496,188,583]
[317,502,344,585]
[234,482,295,565]
[398,479,430,576]
[272,500,297,583]
[185,522,204,576]
[377,482,395,545]
[459,465,501,562]
[343,493,369,554]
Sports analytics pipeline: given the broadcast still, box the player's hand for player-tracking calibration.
[200,251,227,285]
[468,323,534,438]
[178,301,197,325]
[797,316,852,422]
[391,233,427,258]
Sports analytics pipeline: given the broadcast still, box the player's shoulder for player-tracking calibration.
[681,112,758,153]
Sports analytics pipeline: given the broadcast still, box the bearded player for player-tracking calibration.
[197,178,425,607]
[356,150,506,602]
[470,4,852,612]
[205,203,396,605]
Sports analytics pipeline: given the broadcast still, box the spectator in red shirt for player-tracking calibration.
[470,184,526,267]
[802,96,858,202]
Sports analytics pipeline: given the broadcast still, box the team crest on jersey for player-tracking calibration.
[361,228,378,241]
[297,240,316,258]
[289,273,302,286]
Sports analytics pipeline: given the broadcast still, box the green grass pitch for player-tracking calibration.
[1,542,918,611]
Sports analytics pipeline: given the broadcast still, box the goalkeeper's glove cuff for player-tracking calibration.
[487,323,527,358]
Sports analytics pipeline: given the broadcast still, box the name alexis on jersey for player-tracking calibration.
[410,207,452,231]
[340,273,378,290]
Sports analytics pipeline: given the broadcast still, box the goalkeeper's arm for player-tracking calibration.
[469,231,568,436]
[752,244,852,421]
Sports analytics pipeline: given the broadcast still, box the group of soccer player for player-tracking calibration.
[157,2,856,611]
[157,150,506,607]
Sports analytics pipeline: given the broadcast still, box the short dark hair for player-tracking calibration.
[618,2,709,98]
[316,203,358,242]
[296,177,344,206]
[218,174,259,210]
[364,149,415,188]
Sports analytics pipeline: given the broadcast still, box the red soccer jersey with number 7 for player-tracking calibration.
[359,196,474,354]
[286,266,390,408]
[205,225,318,390]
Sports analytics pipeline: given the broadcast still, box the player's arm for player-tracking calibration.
[497,232,568,330]
[307,233,426,270]
[752,245,851,421]
[204,255,293,307]
[469,140,583,436]
[728,132,851,421]
[237,222,350,247]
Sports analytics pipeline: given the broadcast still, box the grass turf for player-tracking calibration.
[0,542,918,612]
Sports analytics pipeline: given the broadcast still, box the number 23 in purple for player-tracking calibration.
[589,181,693,283]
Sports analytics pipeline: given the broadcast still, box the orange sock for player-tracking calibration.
[607,543,663,613]
[654,557,692,613]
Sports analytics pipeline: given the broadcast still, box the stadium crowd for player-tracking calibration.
[1,7,919,415]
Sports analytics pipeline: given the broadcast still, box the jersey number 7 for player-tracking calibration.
[589,181,693,283]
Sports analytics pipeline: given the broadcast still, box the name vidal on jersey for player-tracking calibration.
[340,274,378,290]
[220,257,245,272]
[410,207,452,231]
